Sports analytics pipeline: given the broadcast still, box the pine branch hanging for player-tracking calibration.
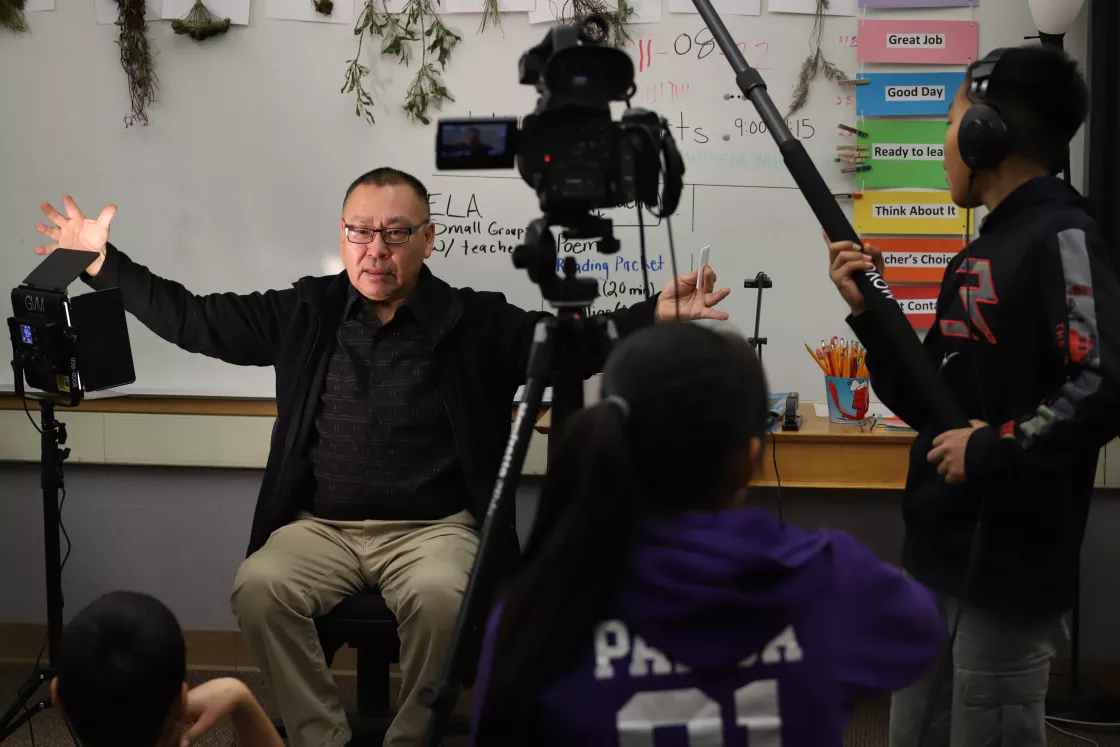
[344,0,462,126]
[116,0,158,127]
[171,0,231,40]
[787,0,847,117]
[0,0,30,34]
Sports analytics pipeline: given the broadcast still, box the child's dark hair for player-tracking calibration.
[57,591,187,747]
[967,44,1089,173]
[476,322,769,744]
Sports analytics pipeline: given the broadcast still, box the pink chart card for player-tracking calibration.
[857,20,978,65]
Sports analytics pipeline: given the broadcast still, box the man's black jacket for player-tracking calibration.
[85,244,658,560]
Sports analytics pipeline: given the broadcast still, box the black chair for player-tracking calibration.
[271,588,472,745]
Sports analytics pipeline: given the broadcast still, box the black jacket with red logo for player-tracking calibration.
[849,176,1120,615]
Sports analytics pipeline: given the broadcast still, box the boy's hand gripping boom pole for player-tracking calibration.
[690,0,968,431]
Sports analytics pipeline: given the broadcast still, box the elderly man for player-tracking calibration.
[33,167,730,747]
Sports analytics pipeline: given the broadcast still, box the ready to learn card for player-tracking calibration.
[856,119,950,189]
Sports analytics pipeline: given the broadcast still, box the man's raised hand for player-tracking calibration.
[35,195,116,277]
[655,266,732,322]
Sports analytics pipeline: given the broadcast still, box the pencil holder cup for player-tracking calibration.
[825,376,871,423]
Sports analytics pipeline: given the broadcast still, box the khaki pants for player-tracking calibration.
[231,509,479,747]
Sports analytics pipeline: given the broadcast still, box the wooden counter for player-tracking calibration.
[533,409,915,491]
[754,413,914,490]
[4,394,1111,490]
[0,394,278,416]
[0,395,914,488]
[0,394,548,472]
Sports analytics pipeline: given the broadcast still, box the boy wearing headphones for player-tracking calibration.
[827,45,1120,747]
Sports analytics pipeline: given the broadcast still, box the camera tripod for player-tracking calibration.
[418,212,620,746]
[0,369,72,741]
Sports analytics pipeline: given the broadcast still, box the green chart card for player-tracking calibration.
[856,120,949,189]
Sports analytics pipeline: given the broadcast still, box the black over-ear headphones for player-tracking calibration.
[957,48,1011,172]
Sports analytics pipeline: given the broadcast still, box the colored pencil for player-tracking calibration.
[805,344,829,374]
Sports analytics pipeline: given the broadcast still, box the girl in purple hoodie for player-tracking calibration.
[472,323,944,746]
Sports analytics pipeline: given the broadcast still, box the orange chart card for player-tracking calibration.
[873,237,965,282]
[854,191,971,235]
[892,285,940,329]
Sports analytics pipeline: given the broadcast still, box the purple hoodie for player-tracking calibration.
[472,507,944,746]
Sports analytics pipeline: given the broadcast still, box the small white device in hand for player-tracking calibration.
[697,245,711,290]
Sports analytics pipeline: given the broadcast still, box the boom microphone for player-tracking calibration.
[690,0,969,432]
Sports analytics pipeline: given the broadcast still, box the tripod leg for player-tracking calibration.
[548,318,586,464]
[1,699,51,742]
[1,402,66,742]
[753,285,764,364]
[419,317,559,747]
[548,310,618,465]
[1070,562,1081,691]
[40,401,65,666]
[0,671,51,741]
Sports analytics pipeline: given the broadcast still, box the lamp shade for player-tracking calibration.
[1028,0,1085,34]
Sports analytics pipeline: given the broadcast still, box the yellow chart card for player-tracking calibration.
[854,191,971,236]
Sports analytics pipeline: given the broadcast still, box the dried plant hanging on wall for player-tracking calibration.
[477,0,500,33]
[171,0,231,39]
[344,0,462,125]
[787,0,847,117]
[116,0,159,127]
[313,0,333,16]
[0,0,30,34]
[553,0,636,47]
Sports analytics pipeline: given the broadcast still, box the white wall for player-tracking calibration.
[0,0,1088,402]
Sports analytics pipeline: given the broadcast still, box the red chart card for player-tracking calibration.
[893,285,940,329]
[857,19,979,65]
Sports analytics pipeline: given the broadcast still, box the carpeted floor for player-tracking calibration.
[1,663,1116,747]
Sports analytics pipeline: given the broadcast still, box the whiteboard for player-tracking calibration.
[0,0,1087,400]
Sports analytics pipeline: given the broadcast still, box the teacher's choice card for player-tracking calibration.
[875,237,966,283]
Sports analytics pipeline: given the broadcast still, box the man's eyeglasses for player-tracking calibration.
[345,219,430,245]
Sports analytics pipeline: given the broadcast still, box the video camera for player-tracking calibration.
[420,20,688,738]
[435,13,684,305]
[435,13,683,216]
[8,249,135,407]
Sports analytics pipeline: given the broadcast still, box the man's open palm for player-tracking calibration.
[35,195,116,276]
[655,267,731,322]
